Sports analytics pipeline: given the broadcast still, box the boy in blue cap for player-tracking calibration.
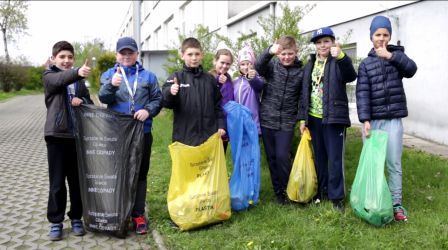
[356,15,417,221]
[300,27,357,211]
[99,36,162,234]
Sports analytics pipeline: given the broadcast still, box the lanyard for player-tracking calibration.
[315,58,327,85]
[119,64,139,113]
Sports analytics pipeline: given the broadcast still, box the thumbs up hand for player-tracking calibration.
[269,43,283,55]
[375,42,392,60]
[78,59,91,77]
[247,63,256,79]
[170,77,180,95]
[112,67,122,87]
[218,73,227,84]
[330,42,342,58]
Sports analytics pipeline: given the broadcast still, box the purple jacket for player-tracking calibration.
[233,75,263,134]
[216,73,234,107]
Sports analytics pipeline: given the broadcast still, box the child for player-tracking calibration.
[233,44,263,134]
[255,35,304,204]
[162,37,226,146]
[356,16,417,221]
[209,48,234,151]
[43,40,93,240]
[300,27,357,211]
[98,36,162,234]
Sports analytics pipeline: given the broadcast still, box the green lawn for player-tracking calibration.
[147,110,448,249]
[0,89,42,102]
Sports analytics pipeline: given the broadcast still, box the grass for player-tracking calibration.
[147,110,447,249]
[0,89,42,102]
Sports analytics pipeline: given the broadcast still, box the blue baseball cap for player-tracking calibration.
[310,27,335,43]
[116,37,138,52]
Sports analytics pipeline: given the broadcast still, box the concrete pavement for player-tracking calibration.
[0,95,152,250]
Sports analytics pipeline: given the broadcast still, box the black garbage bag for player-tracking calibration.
[73,104,144,238]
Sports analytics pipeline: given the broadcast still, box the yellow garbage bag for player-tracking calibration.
[286,129,317,203]
[167,133,231,231]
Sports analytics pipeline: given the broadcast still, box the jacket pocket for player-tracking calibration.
[55,110,65,128]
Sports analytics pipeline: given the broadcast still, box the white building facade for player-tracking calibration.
[118,1,448,146]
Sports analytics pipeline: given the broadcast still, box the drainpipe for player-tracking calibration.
[270,2,277,35]
[133,0,142,62]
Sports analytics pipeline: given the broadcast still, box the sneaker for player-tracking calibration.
[49,223,63,241]
[132,215,148,235]
[393,205,408,222]
[71,219,86,236]
[332,199,345,212]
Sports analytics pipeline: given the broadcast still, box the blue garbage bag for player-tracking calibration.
[224,101,260,211]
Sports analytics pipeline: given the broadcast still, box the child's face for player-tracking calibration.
[372,28,391,49]
[277,48,297,66]
[117,49,138,67]
[239,60,252,75]
[314,36,334,58]
[181,48,203,68]
[214,54,232,74]
[52,50,74,70]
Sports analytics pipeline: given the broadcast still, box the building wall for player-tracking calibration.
[118,0,448,145]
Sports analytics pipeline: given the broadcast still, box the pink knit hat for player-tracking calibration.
[238,43,256,65]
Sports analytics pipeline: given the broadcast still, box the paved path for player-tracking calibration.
[0,95,152,250]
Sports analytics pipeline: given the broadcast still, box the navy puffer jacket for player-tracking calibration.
[301,54,357,126]
[356,45,417,122]
[255,47,304,131]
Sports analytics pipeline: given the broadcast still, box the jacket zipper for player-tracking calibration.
[380,59,390,116]
[279,70,289,128]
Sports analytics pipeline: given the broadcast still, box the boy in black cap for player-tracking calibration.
[300,27,357,211]
[356,15,417,221]
[99,36,162,234]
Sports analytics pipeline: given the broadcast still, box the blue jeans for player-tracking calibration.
[366,118,404,205]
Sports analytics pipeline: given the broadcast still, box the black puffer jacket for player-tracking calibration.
[301,54,357,126]
[255,47,304,131]
[356,45,417,122]
[162,65,225,146]
[43,65,92,138]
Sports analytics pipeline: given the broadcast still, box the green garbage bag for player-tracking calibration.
[350,130,394,226]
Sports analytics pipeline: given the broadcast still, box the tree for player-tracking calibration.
[72,38,108,90]
[0,0,28,63]
[163,24,219,76]
[217,2,315,61]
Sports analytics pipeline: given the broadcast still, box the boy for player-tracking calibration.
[43,40,92,240]
[356,16,417,221]
[300,27,357,211]
[162,37,226,146]
[255,35,304,204]
[99,36,162,234]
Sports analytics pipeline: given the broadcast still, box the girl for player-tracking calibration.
[210,48,234,152]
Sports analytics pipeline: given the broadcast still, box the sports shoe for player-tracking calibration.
[71,219,86,236]
[332,199,345,212]
[49,223,63,241]
[393,205,408,222]
[132,215,148,235]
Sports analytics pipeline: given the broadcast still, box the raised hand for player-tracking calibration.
[330,42,342,58]
[170,77,180,95]
[375,42,392,59]
[218,73,227,84]
[112,67,122,87]
[247,63,256,79]
[78,59,91,77]
[269,43,283,55]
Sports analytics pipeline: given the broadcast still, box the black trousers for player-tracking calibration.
[45,136,83,223]
[132,133,153,216]
[261,127,294,200]
[307,116,346,201]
